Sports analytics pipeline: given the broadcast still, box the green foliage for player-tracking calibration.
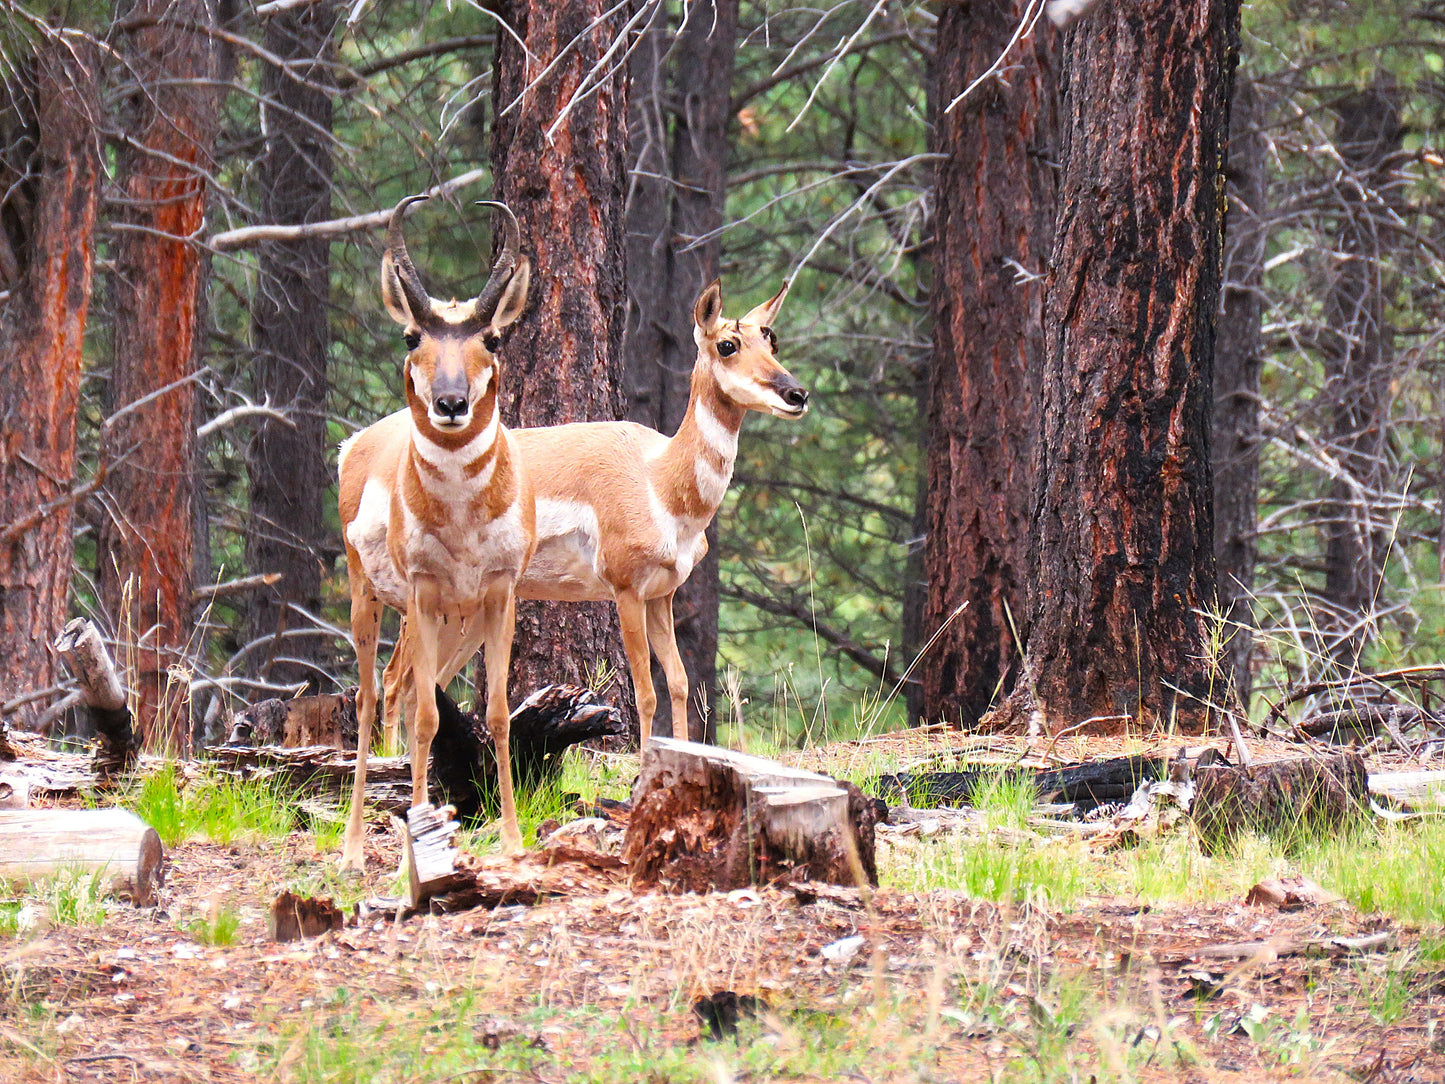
[183,901,242,947]
[122,764,294,847]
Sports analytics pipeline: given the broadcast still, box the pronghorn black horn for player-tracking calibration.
[473,200,521,322]
[386,194,432,322]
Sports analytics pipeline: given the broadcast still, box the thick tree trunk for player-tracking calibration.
[1319,76,1403,671]
[246,2,338,691]
[623,0,738,742]
[490,0,635,730]
[920,0,1056,729]
[1213,77,1266,712]
[992,0,1239,734]
[0,41,102,716]
[100,0,220,751]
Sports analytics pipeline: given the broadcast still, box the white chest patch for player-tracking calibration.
[694,455,733,509]
[346,478,407,608]
[518,499,607,601]
[694,400,739,460]
[403,498,528,601]
[412,414,498,495]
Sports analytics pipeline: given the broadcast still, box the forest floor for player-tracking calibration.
[2,726,1443,1083]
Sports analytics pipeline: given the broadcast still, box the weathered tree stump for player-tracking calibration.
[269,891,344,941]
[624,739,878,893]
[53,618,136,778]
[1190,752,1369,854]
[228,689,357,748]
[0,808,164,905]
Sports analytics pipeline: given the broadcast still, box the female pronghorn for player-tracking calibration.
[383,278,807,747]
[337,196,533,867]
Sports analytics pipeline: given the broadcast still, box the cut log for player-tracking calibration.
[228,689,357,748]
[53,618,136,777]
[1190,752,1369,854]
[624,738,878,893]
[0,808,164,905]
[1368,770,1445,812]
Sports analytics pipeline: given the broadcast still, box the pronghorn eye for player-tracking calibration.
[403,331,421,351]
[483,333,501,352]
[717,339,739,357]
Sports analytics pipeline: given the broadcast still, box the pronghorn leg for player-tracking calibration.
[406,576,445,808]
[341,553,382,871]
[646,593,691,742]
[616,589,657,746]
[480,583,523,854]
[381,616,409,754]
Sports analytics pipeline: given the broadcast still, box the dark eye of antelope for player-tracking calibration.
[717,339,739,358]
[404,331,421,351]
[483,333,501,352]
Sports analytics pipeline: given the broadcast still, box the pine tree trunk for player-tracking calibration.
[992,0,1239,734]
[490,0,635,728]
[100,0,221,750]
[1320,76,1402,671]
[0,41,103,715]
[623,0,738,742]
[920,0,1056,729]
[246,2,338,692]
[1213,77,1266,711]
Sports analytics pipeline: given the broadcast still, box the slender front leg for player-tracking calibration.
[407,576,444,808]
[616,589,657,746]
[646,593,691,741]
[342,556,381,871]
[381,616,409,755]
[480,584,523,854]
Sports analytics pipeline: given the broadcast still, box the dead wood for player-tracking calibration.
[876,754,1165,814]
[623,739,878,893]
[228,689,356,748]
[0,719,15,761]
[1192,929,1394,960]
[397,803,470,906]
[1262,665,1445,736]
[1368,769,1445,811]
[1244,877,1345,910]
[1190,752,1369,854]
[52,618,136,778]
[0,808,165,905]
[268,891,344,941]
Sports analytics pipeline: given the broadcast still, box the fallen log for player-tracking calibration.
[624,739,878,893]
[0,808,165,905]
[53,618,136,778]
[876,755,1166,814]
[1368,770,1445,812]
[1190,752,1369,854]
[228,689,357,748]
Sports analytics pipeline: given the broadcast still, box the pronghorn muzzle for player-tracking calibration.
[773,373,809,415]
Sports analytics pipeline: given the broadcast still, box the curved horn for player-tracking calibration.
[473,200,522,322]
[386,195,432,321]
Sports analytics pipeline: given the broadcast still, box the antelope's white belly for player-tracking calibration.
[518,499,609,601]
[347,478,408,609]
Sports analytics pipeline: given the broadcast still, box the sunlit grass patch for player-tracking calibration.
[120,762,294,847]
[1293,819,1445,924]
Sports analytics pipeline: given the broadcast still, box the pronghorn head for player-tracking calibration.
[380,195,531,436]
[692,279,808,419]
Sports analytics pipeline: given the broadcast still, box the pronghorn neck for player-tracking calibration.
[661,364,746,514]
[405,388,504,498]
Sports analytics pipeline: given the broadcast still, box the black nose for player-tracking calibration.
[434,394,468,420]
[781,385,809,411]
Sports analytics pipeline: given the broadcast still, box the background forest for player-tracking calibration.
[1,0,1442,750]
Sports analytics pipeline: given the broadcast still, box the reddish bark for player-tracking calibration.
[0,41,103,714]
[490,0,634,728]
[623,0,738,741]
[993,0,1239,734]
[100,0,221,750]
[920,0,1056,728]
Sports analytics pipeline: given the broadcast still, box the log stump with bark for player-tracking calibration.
[624,739,878,893]
[53,618,136,778]
[0,808,164,905]
[1190,752,1369,854]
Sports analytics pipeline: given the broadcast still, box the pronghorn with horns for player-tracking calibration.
[337,195,533,867]
[381,278,808,747]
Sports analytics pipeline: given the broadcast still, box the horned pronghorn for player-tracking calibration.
[337,195,534,868]
[381,278,807,747]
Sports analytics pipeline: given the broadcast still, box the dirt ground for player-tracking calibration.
[2,728,1443,1083]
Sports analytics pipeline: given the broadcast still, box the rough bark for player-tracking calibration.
[0,41,102,716]
[1191,752,1368,854]
[490,0,635,731]
[1212,76,1266,712]
[920,0,1056,728]
[100,0,221,751]
[992,0,1239,734]
[246,1,338,691]
[623,0,738,741]
[1319,76,1403,671]
[53,618,137,777]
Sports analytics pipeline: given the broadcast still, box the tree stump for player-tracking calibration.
[1190,752,1368,854]
[53,618,136,778]
[0,808,164,905]
[623,739,878,893]
[227,689,357,747]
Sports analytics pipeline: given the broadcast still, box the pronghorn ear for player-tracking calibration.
[693,279,724,335]
[487,258,530,332]
[381,251,417,326]
[743,279,790,327]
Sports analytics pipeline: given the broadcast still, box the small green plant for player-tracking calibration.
[40,869,109,927]
[184,901,242,947]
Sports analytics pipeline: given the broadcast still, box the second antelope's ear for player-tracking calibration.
[693,279,724,335]
[381,251,416,326]
[743,279,790,327]
[488,258,530,332]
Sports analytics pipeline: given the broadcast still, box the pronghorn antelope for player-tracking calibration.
[337,195,534,867]
[382,278,807,746]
